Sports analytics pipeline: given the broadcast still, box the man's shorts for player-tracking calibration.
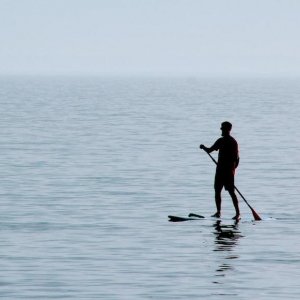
[214,168,235,191]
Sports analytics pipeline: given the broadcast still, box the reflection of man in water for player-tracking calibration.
[200,121,240,220]
[213,220,241,281]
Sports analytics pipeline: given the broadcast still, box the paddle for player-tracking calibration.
[201,149,262,221]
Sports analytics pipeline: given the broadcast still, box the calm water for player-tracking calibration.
[0,76,299,299]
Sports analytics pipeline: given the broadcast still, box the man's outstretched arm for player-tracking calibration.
[199,144,217,154]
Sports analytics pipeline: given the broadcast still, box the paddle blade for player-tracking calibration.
[251,209,262,221]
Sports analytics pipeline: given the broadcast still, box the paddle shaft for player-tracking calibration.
[204,151,262,220]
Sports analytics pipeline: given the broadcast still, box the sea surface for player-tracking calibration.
[0,76,299,299]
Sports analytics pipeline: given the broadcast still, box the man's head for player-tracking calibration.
[220,121,232,136]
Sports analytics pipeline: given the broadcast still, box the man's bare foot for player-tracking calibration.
[232,215,241,221]
[211,212,221,218]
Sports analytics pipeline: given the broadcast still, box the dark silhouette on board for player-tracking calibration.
[200,121,240,220]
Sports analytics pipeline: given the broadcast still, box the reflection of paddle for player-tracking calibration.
[201,149,262,221]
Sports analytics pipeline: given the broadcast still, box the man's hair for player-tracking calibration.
[221,121,232,131]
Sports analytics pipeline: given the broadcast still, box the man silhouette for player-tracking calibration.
[200,121,240,220]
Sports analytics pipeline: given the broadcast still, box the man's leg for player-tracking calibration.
[213,188,222,217]
[228,188,240,219]
[213,173,222,217]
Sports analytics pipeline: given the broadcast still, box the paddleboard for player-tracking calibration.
[168,213,205,222]
[168,213,243,222]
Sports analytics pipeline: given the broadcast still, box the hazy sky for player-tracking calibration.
[1,0,300,76]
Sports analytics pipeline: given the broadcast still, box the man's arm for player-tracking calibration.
[234,141,239,168]
[235,156,240,168]
[200,140,219,153]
